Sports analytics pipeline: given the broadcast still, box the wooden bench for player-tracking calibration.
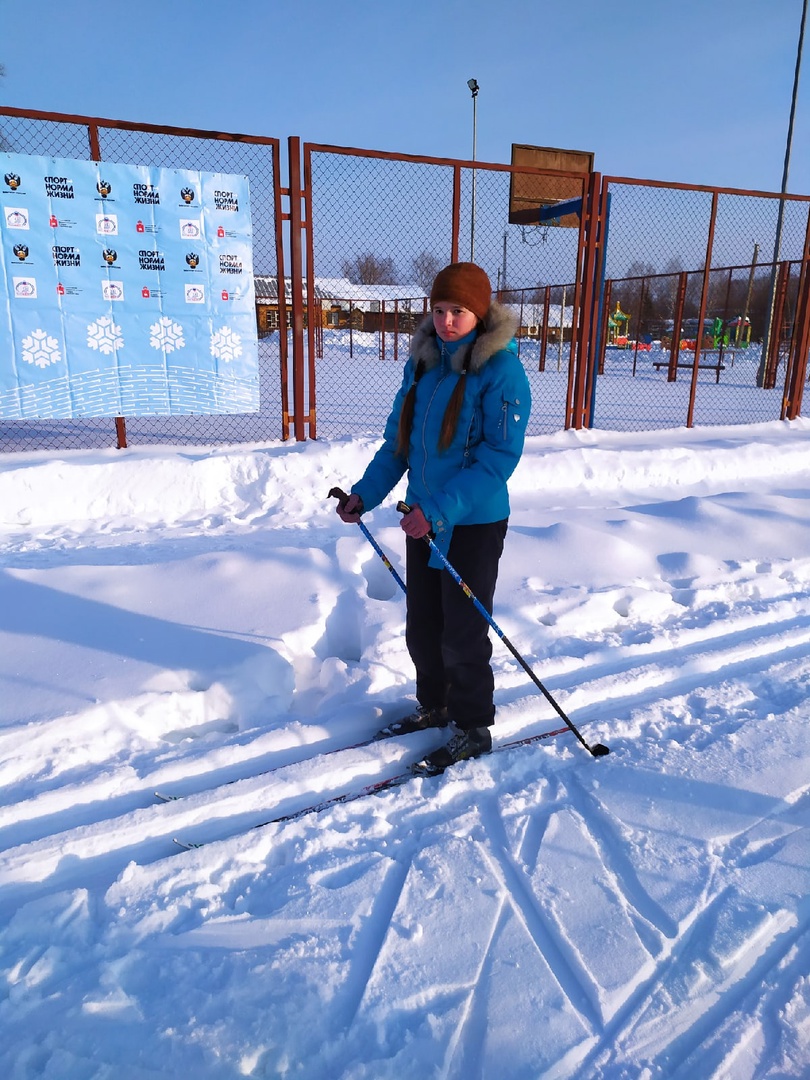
[653,360,726,384]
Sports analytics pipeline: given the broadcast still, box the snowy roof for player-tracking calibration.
[502,301,575,327]
[254,275,428,308]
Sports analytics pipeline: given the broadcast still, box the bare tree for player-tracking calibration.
[526,281,548,304]
[341,253,397,285]
[411,252,442,292]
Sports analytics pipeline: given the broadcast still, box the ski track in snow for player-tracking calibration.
[1,430,810,1078]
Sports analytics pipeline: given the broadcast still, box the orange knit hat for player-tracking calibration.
[429,262,491,321]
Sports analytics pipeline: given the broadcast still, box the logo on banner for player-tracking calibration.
[179,219,201,239]
[150,315,185,352]
[214,189,239,211]
[53,245,81,267]
[138,249,165,271]
[102,248,118,266]
[219,254,243,275]
[5,207,29,229]
[4,172,21,191]
[13,276,37,298]
[211,326,243,361]
[133,182,160,205]
[185,252,200,269]
[102,280,124,301]
[45,175,75,199]
[180,187,196,205]
[185,284,205,304]
[87,316,124,355]
[96,179,112,198]
[21,328,62,368]
[96,214,119,235]
[13,243,30,261]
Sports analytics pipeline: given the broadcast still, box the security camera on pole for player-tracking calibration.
[467,78,479,262]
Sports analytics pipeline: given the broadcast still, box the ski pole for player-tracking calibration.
[328,487,407,595]
[397,501,609,758]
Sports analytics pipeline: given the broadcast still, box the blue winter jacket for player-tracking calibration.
[352,302,531,566]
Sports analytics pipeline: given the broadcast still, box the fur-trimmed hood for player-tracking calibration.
[410,301,519,374]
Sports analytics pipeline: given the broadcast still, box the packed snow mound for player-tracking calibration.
[1,418,809,1078]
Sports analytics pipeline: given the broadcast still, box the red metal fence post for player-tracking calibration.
[564,178,591,428]
[783,205,810,418]
[287,136,307,441]
[669,273,688,379]
[273,142,291,442]
[764,263,790,390]
[686,191,719,427]
[302,143,318,439]
[570,172,602,429]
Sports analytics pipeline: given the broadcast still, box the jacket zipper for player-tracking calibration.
[420,344,449,495]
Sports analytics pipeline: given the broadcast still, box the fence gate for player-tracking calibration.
[293,140,591,440]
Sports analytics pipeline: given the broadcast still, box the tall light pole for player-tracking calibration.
[467,78,479,262]
[759,0,808,384]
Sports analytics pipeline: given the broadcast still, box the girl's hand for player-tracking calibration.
[336,492,364,523]
[399,504,431,538]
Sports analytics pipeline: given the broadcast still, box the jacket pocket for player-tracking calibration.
[501,395,524,439]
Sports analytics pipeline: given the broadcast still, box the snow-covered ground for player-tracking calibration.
[1,418,809,1078]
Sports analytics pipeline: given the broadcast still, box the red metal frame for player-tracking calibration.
[568,172,602,429]
[764,263,791,390]
[686,190,719,428]
[287,137,307,443]
[299,140,590,437]
[783,203,810,418]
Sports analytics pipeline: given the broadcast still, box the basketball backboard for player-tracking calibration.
[508,144,593,227]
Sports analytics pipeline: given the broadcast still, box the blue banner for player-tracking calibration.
[0,153,259,418]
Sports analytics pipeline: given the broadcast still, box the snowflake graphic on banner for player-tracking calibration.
[21,329,63,369]
[210,326,243,363]
[87,316,124,355]
[149,316,186,353]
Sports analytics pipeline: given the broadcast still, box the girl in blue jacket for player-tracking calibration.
[336,262,531,769]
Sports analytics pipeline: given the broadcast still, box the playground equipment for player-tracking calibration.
[727,315,752,347]
[606,302,630,347]
[605,301,651,349]
[677,315,751,350]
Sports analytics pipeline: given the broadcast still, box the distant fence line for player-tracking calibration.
[1,107,809,453]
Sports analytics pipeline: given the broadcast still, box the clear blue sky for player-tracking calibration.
[1,0,808,195]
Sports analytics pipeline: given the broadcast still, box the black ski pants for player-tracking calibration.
[405,519,508,730]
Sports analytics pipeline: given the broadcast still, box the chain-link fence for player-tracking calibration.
[592,178,810,430]
[302,149,810,438]
[3,108,810,453]
[303,145,587,438]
